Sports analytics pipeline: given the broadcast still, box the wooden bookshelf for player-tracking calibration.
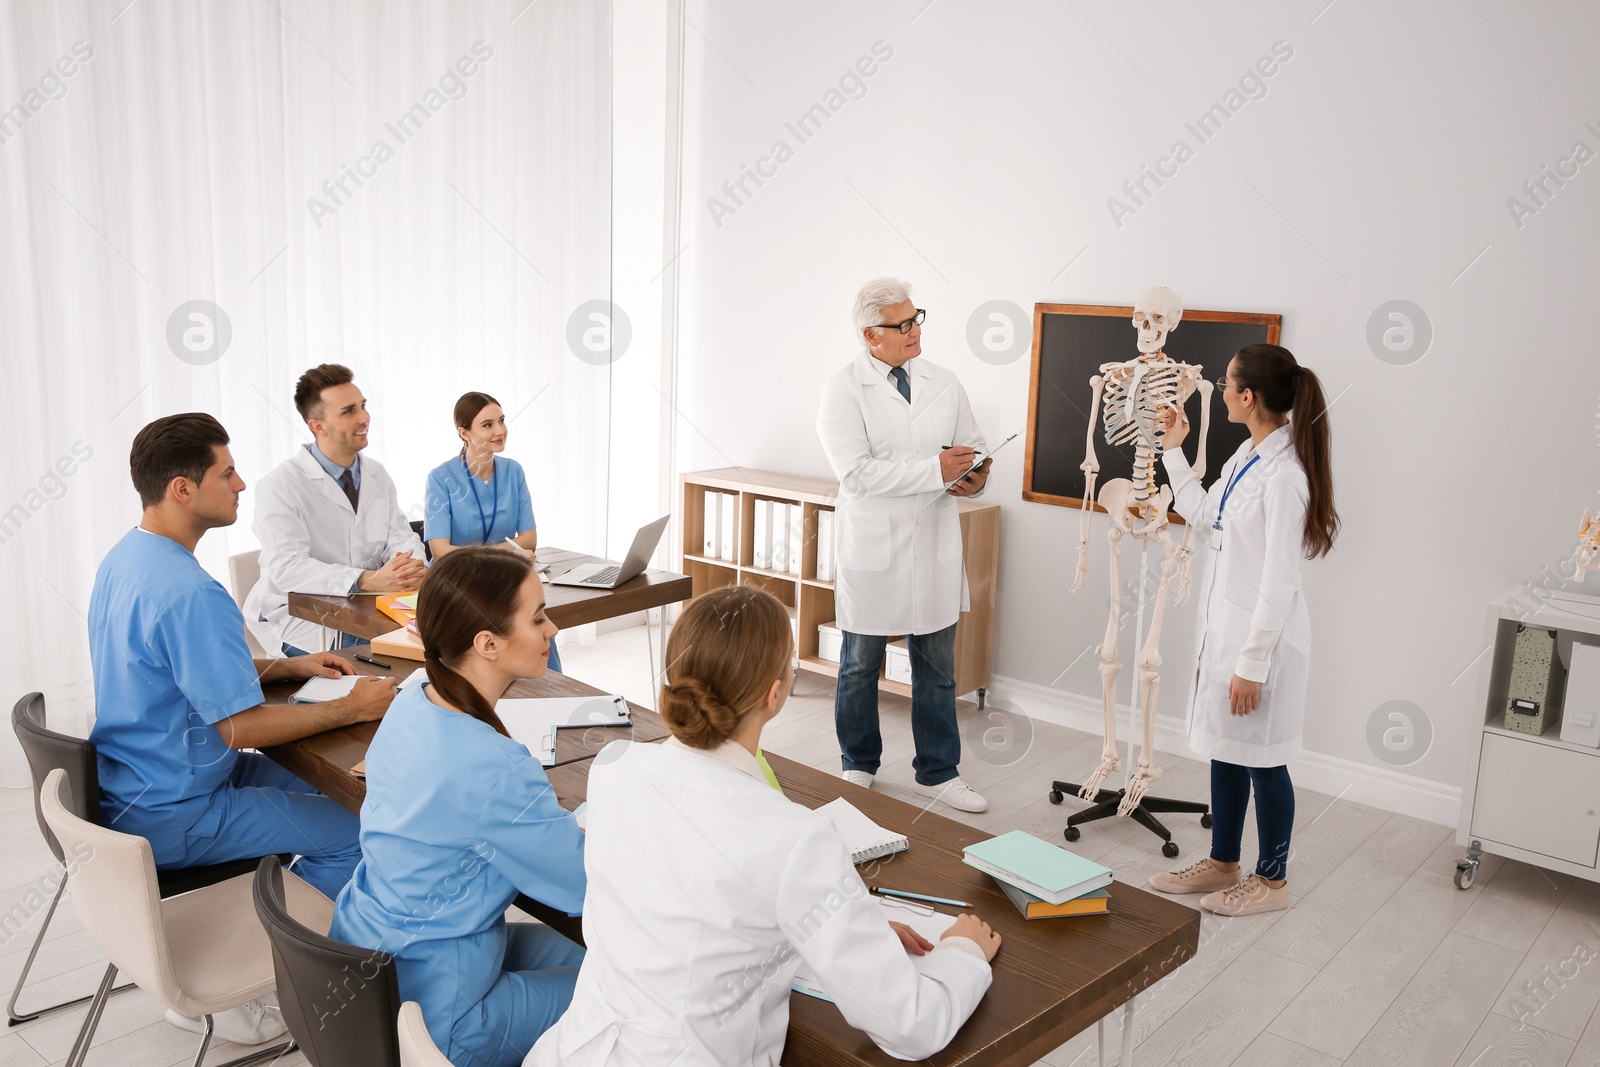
[680,468,999,705]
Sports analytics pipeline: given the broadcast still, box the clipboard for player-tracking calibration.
[921,433,1017,512]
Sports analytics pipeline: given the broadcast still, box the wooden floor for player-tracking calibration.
[2,624,1593,1066]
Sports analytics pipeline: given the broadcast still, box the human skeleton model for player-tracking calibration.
[1578,400,1600,576]
[1068,287,1214,815]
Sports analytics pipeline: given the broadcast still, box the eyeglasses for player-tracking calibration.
[874,309,926,334]
[1215,376,1246,392]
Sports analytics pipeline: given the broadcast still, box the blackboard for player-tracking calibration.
[1022,303,1281,521]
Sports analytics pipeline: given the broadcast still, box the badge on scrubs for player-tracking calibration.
[1210,522,1223,551]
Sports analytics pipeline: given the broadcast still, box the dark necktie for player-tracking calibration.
[890,366,910,403]
[339,468,359,512]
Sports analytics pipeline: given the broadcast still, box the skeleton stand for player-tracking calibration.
[1050,542,1211,857]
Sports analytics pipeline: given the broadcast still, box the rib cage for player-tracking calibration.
[1100,358,1198,504]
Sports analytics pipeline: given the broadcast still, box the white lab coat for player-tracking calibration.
[244,446,424,653]
[528,738,991,1067]
[816,353,986,636]
[1164,425,1311,767]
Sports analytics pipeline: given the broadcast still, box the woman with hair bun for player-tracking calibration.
[331,548,585,1067]
[1150,343,1340,917]
[529,586,999,1067]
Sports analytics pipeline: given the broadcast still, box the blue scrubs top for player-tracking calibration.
[424,454,535,547]
[330,684,586,1038]
[87,528,263,863]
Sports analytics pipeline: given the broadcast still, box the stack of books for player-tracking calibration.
[962,830,1114,920]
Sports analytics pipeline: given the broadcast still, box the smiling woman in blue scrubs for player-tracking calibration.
[330,547,585,1067]
[424,391,561,671]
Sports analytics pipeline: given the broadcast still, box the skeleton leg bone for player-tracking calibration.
[1079,488,1129,800]
[1119,536,1180,816]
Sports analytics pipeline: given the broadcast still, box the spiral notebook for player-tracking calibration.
[818,798,908,864]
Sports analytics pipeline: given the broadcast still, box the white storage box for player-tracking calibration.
[885,639,912,684]
[817,621,843,663]
[1561,641,1600,747]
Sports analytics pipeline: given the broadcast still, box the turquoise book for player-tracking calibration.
[961,831,1113,905]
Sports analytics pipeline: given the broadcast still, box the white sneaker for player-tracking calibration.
[841,770,875,789]
[166,998,288,1045]
[914,776,988,813]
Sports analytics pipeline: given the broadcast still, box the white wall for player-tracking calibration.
[671,0,1600,797]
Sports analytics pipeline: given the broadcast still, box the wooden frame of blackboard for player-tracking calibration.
[1022,303,1282,520]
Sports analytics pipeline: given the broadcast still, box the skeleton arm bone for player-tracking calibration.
[1070,374,1107,594]
[1189,377,1214,481]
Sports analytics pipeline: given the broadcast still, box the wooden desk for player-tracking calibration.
[265,731,1197,1066]
[261,660,667,812]
[285,547,694,643]
[765,753,1199,1066]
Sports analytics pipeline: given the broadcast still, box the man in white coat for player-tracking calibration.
[816,278,992,813]
[245,364,426,655]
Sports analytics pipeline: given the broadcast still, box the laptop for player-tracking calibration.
[547,515,671,589]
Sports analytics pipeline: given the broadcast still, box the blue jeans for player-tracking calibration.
[1209,760,1295,881]
[835,622,960,786]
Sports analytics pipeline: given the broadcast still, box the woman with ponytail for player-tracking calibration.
[529,586,999,1067]
[1148,343,1339,917]
[331,548,586,1067]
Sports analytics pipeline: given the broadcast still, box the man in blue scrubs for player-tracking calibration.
[89,413,395,892]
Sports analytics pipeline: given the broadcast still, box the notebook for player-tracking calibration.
[792,896,951,1001]
[994,879,1110,919]
[290,675,360,704]
[961,831,1113,905]
[817,797,908,864]
[290,668,427,704]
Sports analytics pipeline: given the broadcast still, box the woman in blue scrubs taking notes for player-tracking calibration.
[425,391,561,670]
[331,548,585,1067]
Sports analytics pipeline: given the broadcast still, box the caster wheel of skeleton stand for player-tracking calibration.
[1064,825,1081,843]
[1049,789,1064,805]
[1454,864,1475,890]
[1201,813,1213,829]
[1162,840,1180,859]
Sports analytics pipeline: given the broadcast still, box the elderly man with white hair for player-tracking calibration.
[815,278,992,813]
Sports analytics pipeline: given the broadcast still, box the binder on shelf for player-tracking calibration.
[771,503,790,572]
[753,499,773,570]
[816,509,835,582]
[786,502,804,575]
[961,831,1112,905]
[994,879,1110,919]
[702,493,720,559]
[719,493,737,563]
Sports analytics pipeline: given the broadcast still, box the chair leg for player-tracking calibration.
[7,872,137,1026]
[190,1012,295,1067]
[213,1039,299,1067]
[63,963,117,1067]
[188,1015,213,1067]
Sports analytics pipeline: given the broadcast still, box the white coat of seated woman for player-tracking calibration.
[528,585,1000,1066]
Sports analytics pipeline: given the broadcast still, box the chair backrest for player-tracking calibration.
[12,692,100,864]
[253,857,402,1067]
[397,1001,454,1067]
[37,768,174,1001]
[409,520,432,562]
[227,550,261,608]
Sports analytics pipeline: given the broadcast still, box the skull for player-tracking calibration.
[1132,286,1183,355]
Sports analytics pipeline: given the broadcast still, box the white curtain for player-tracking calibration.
[0,0,615,785]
